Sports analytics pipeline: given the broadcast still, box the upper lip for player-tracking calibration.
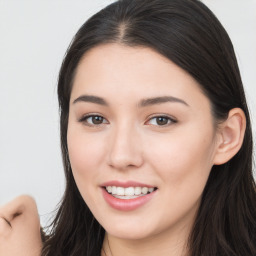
[100,180,156,188]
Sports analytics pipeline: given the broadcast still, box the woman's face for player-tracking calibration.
[67,43,220,240]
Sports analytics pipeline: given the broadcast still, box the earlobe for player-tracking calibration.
[213,108,246,165]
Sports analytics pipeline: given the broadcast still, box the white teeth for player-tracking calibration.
[105,186,156,197]
[134,187,141,195]
[112,186,117,195]
[142,187,148,194]
[106,186,112,193]
[124,187,134,196]
[113,194,144,199]
[116,187,125,196]
[148,187,154,193]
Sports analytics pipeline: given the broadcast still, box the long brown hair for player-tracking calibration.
[42,0,256,255]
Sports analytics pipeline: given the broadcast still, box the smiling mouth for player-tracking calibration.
[104,186,158,199]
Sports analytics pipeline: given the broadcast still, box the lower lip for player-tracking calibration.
[101,187,157,211]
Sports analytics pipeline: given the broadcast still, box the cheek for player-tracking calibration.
[144,129,215,226]
[67,127,108,212]
[146,128,215,187]
[67,126,106,187]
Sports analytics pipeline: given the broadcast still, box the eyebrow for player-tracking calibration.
[139,96,189,107]
[73,95,189,107]
[73,95,108,106]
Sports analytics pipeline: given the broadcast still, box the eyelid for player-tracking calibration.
[78,113,109,126]
[145,114,177,126]
[77,113,177,127]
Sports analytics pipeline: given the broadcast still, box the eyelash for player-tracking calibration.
[146,115,177,126]
[78,114,109,127]
[79,114,177,127]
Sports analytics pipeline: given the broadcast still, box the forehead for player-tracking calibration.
[75,43,193,86]
[71,43,210,110]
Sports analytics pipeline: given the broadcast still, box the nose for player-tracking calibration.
[107,124,144,170]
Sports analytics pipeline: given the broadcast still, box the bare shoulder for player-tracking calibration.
[0,195,42,256]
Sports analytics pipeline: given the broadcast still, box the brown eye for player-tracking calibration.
[146,115,177,126]
[79,115,108,126]
[156,117,169,125]
[91,116,104,124]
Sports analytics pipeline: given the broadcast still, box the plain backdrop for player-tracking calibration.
[0,0,255,227]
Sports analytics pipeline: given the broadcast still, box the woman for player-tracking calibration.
[0,0,255,255]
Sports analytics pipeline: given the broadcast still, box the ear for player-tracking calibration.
[213,108,246,165]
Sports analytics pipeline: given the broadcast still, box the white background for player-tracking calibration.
[0,0,255,227]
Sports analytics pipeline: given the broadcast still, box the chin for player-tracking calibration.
[108,230,152,240]
[102,220,157,240]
